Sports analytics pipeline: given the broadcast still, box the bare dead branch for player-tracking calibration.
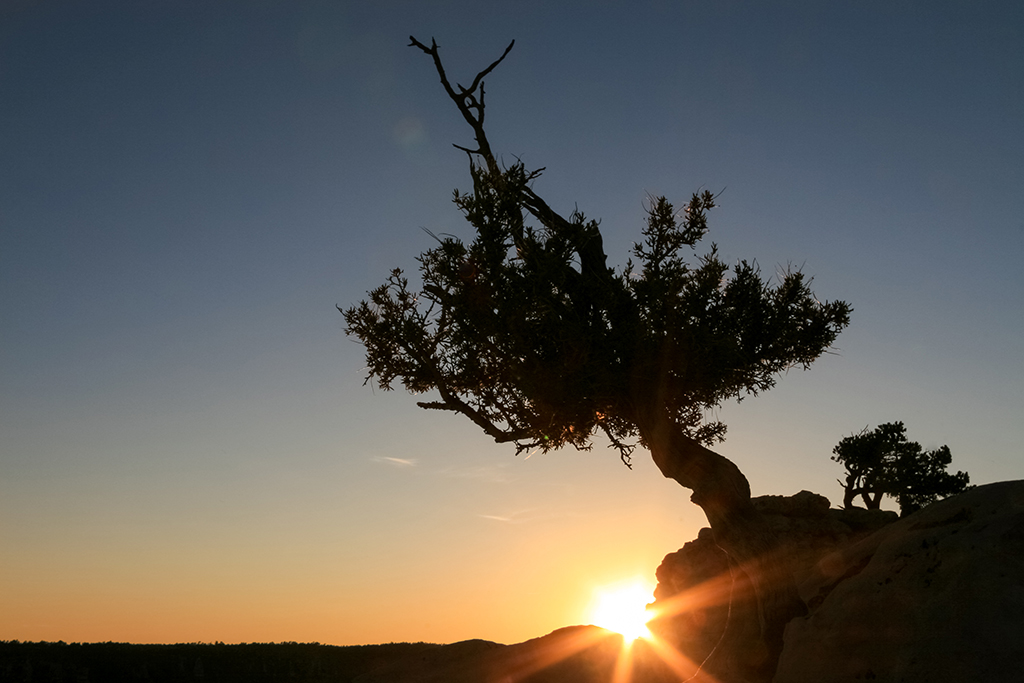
[409,36,514,173]
[465,39,515,96]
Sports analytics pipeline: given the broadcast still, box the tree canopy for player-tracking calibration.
[343,37,851,470]
[832,421,969,516]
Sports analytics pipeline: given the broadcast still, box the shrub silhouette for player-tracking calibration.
[832,421,969,516]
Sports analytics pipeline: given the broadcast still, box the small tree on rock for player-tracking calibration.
[343,37,851,681]
[832,421,969,516]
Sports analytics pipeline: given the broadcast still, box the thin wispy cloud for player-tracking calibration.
[481,504,591,525]
[477,507,559,524]
[478,514,517,523]
[372,456,418,467]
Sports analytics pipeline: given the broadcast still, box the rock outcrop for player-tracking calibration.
[774,479,1024,683]
[650,482,1024,683]
[648,490,897,681]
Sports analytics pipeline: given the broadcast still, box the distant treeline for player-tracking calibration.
[0,640,439,683]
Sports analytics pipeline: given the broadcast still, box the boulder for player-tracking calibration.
[774,480,1024,683]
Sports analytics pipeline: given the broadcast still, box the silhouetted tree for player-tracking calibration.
[832,421,969,516]
[342,37,851,679]
[831,421,966,518]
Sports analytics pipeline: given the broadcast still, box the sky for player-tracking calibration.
[2,0,1022,648]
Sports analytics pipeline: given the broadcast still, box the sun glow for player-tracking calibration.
[587,578,655,641]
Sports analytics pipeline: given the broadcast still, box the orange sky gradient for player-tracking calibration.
[4,428,701,645]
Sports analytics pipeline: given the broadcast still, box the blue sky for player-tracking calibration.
[2,0,1022,646]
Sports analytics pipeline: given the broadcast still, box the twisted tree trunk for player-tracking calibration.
[635,406,806,682]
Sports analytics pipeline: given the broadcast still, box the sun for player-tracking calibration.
[587,578,655,641]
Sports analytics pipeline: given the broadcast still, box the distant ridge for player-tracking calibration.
[1,626,679,683]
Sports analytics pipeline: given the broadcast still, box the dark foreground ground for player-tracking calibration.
[0,627,684,683]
